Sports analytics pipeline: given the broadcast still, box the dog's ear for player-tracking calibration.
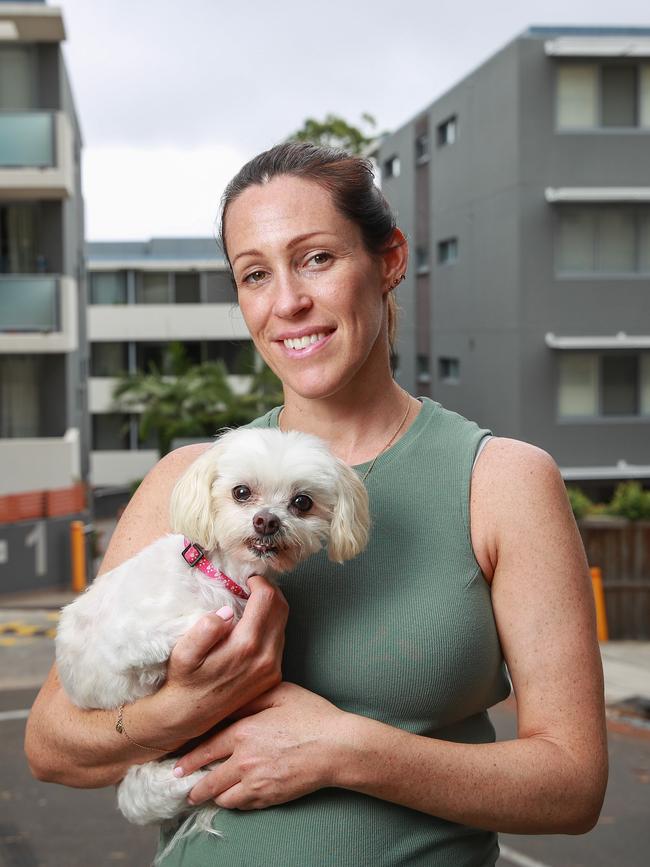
[327,461,370,563]
[169,442,223,550]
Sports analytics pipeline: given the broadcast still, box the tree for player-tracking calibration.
[112,342,282,456]
[286,113,378,155]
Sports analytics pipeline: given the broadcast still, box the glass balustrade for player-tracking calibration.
[0,275,59,331]
[0,112,55,168]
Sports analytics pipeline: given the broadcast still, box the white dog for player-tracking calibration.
[55,427,370,857]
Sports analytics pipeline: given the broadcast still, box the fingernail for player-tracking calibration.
[186,796,195,806]
[216,605,234,621]
[173,765,185,778]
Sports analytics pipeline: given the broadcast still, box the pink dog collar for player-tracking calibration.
[181,539,250,600]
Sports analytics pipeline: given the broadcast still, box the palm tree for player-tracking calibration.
[112,342,283,455]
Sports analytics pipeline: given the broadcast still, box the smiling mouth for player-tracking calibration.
[280,330,334,352]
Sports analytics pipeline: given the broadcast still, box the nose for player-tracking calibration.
[272,270,313,319]
[253,509,280,536]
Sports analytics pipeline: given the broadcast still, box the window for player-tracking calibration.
[557,62,650,129]
[92,413,130,450]
[383,155,401,178]
[90,271,127,304]
[91,342,128,377]
[558,352,650,418]
[204,270,234,303]
[415,246,429,273]
[415,134,429,163]
[439,357,460,383]
[205,340,252,373]
[0,46,35,110]
[416,354,431,383]
[602,66,638,127]
[136,272,170,304]
[437,116,457,146]
[557,208,650,274]
[174,272,200,303]
[0,203,38,273]
[438,238,458,265]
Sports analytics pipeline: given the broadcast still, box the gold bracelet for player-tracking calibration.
[115,703,167,753]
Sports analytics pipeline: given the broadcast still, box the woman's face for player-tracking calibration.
[225,176,391,401]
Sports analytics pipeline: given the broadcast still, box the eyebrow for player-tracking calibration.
[231,232,337,266]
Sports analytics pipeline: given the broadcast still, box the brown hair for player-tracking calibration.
[219,142,401,348]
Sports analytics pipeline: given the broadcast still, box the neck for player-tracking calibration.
[280,344,418,465]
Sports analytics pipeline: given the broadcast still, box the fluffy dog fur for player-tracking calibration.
[55,427,370,858]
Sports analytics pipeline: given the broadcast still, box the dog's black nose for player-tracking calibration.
[253,509,280,536]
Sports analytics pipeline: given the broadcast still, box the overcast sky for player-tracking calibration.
[54,0,650,241]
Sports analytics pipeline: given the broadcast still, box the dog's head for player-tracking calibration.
[169,427,370,577]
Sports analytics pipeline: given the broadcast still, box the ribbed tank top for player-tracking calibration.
[158,398,511,866]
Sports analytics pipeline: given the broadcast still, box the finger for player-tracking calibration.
[186,760,241,806]
[171,609,235,671]
[237,577,288,634]
[213,781,255,810]
[174,727,236,777]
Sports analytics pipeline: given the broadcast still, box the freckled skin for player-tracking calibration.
[225,177,389,403]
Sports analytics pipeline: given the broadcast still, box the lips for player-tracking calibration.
[276,329,335,356]
[283,332,327,350]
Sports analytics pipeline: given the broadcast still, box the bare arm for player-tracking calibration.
[25,445,288,788]
[176,439,607,833]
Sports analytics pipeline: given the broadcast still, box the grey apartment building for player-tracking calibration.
[86,238,251,504]
[0,1,89,592]
[378,26,650,492]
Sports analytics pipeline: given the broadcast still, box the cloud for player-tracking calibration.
[82,144,251,240]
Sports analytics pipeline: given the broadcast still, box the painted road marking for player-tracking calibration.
[0,623,57,639]
[500,845,553,867]
[0,709,30,722]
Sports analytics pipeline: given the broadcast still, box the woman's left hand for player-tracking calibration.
[173,682,349,810]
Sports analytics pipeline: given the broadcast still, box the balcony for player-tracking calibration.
[87,303,251,341]
[0,111,74,199]
[0,429,80,497]
[0,275,78,352]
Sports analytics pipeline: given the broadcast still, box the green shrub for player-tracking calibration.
[566,486,594,520]
[606,481,650,521]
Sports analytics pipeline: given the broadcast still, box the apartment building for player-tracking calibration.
[378,26,650,492]
[86,237,252,504]
[0,1,88,592]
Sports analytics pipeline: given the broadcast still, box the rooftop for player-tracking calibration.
[86,237,225,263]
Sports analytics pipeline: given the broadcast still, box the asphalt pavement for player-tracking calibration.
[0,583,648,867]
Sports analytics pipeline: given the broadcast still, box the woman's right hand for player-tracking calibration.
[160,575,289,743]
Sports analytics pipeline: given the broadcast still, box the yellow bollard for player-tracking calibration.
[70,520,87,592]
[590,566,609,642]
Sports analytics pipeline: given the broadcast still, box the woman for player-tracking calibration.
[26,143,607,866]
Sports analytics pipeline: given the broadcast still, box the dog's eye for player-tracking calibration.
[232,485,252,502]
[291,494,313,513]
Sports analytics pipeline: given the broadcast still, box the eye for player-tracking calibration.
[232,485,252,502]
[291,494,313,513]
[242,269,268,285]
[306,251,332,267]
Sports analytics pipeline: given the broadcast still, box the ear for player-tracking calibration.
[328,461,371,563]
[169,442,222,550]
[380,227,409,296]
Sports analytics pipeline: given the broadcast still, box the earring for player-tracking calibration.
[389,274,406,290]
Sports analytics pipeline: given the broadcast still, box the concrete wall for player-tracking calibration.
[516,36,650,466]
[378,30,650,472]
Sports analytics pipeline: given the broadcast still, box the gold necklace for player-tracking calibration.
[278,392,413,482]
[360,392,412,482]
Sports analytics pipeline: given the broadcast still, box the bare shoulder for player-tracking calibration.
[470,437,571,581]
[99,442,213,574]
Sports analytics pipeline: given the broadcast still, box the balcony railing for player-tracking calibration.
[0,112,55,168]
[0,275,59,332]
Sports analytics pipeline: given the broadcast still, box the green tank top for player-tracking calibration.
[159,398,510,866]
